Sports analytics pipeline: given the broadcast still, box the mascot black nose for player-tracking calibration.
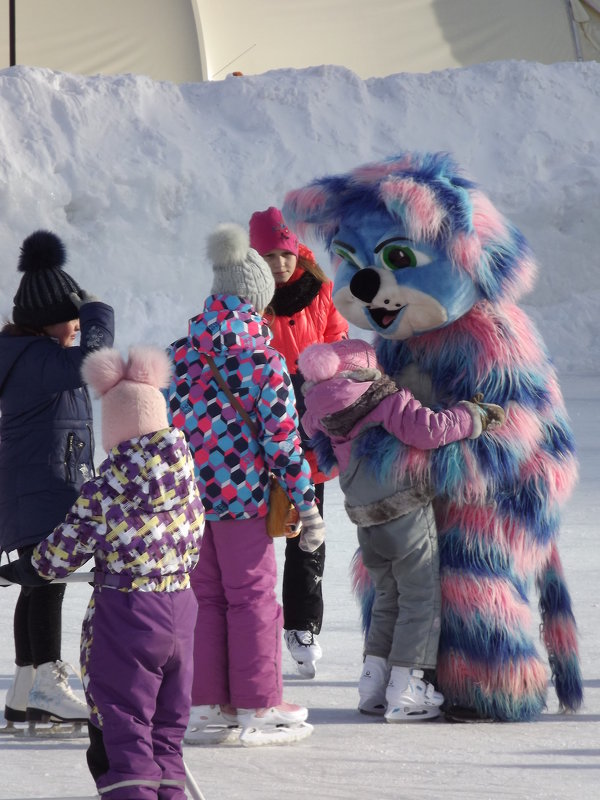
[350,268,380,303]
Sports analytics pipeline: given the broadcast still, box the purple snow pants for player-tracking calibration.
[85,587,197,800]
[190,517,283,709]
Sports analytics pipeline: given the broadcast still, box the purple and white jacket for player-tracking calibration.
[32,427,204,590]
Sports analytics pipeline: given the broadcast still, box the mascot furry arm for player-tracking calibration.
[283,152,582,722]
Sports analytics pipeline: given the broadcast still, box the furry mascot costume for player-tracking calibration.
[282,152,583,721]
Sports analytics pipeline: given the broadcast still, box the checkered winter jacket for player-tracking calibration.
[31,427,204,591]
[167,294,315,520]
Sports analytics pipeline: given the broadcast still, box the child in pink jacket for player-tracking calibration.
[298,339,504,723]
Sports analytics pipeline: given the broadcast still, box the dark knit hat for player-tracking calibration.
[13,230,82,328]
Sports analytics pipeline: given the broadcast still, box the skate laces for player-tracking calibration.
[53,661,81,693]
[291,630,314,647]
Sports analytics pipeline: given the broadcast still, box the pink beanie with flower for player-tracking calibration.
[82,346,171,452]
[249,207,299,257]
[298,339,379,383]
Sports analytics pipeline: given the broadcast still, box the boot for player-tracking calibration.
[27,660,89,723]
[284,630,322,678]
[384,666,444,723]
[5,664,36,723]
[358,655,389,716]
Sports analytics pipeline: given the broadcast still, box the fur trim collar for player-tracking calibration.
[270,270,321,316]
[321,375,398,437]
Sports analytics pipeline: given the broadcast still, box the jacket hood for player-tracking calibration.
[99,427,198,513]
[189,294,273,356]
[304,376,376,419]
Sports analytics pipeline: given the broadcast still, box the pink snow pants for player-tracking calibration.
[190,517,283,709]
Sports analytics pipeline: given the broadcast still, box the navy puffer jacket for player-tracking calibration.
[0,301,114,553]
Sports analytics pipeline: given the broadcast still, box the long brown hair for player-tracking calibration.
[297,253,329,284]
[263,252,329,323]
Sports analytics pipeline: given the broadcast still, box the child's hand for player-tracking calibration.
[298,506,325,552]
[69,290,100,309]
[471,393,506,431]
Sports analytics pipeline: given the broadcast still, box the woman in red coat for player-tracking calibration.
[249,207,348,678]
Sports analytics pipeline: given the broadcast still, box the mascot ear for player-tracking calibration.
[283,183,343,246]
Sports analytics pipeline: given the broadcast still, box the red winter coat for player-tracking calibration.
[266,262,348,482]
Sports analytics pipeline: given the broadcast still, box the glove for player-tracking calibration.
[0,556,50,587]
[69,290,100,309]
[470,393,506,432]
[298,506,326,553]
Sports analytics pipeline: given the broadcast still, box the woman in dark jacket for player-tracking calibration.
[0,230,114,730]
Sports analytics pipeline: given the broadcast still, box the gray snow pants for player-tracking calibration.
[357,502,441,670]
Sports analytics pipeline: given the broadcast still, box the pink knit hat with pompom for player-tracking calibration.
[298,339,379,383]
[82,346,171,452]
[249,207,299,257]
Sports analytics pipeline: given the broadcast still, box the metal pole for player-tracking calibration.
[184,760,207,800]
[9,0,15,65]
[0,571,94,586]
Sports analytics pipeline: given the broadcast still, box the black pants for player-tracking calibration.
[87,721,109,782]
[282,482,325,634]
[13,546,64,667]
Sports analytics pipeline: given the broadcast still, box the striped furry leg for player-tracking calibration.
[437,571,548,722]
[537,541,583,712]
[350,547,375,637]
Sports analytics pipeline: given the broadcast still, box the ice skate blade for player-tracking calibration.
[184,725,240,746]
[296,660,316,679]
[240,721,313,747]
[0,720,25,734]
[4,720,87,739]
[385,706,442,723]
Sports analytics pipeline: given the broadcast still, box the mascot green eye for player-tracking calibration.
[381,244,417,270]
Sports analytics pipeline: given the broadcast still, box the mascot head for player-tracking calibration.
[283,152,537,340]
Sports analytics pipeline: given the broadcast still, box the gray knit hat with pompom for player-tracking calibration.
[209,223,275,312]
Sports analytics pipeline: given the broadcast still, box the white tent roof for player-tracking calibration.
[0,0,599,82]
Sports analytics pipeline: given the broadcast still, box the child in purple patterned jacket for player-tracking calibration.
[0,345,204,800]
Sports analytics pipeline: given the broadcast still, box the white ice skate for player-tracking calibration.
[358,655,389,716]
[0,665,36,734]
[384,667,444,723]
[237,703,313,746]
[284,630,322,678]
[25,660,89,737]
[184,704,240,745]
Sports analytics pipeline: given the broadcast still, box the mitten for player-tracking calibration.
[298,506,325,553]
[471,393,506,431]
[69,290,100,309]
[0,556,50,587]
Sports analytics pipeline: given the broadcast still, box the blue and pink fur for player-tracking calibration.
[283,152,582,721]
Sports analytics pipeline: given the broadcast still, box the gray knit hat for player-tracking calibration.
[208,223,275,312]
[13,230,82,328]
